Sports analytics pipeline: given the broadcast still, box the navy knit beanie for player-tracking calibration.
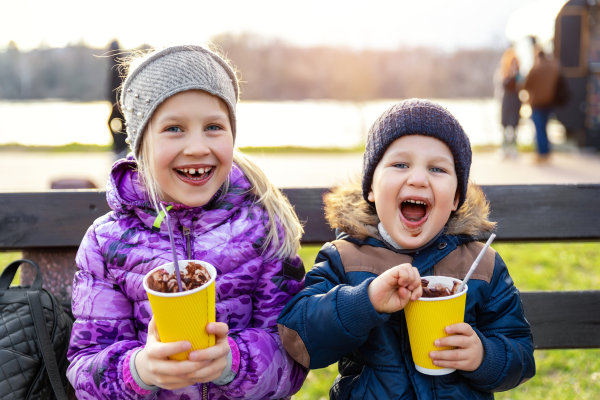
[362,98,472,211]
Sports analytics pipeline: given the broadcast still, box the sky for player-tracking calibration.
[1,0,558,51]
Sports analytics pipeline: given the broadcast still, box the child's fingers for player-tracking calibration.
[429,348,470,362]
[395,264,416,287]
[444,323,474,336]
[431,358,468,370]
[405,267,422,291]
[150,359,207,378]
[206,322,229,339]
[184,357,229,382]
[434,334,471,349]
[410,283,422,301]
[146,340,192,360]
[397,286,411,301]
[147,317,160,342]
[189,342,230,362]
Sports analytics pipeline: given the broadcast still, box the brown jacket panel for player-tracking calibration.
[332,240,413,275]
[525,58,561,108]
[433,242,496,284]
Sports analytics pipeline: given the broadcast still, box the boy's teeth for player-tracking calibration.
[189,168,196,174]
[198,167,205,174]
[404,199,426,205]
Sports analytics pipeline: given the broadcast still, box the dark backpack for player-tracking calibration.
[0,260,73,400]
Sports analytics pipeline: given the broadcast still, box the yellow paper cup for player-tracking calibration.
[404,276,467,375]
[143,260,216,361]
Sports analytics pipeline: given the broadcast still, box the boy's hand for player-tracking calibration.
[429,323,485,371]
[185,322,231,383]
[136,318,204,390]
[367,263,422,313]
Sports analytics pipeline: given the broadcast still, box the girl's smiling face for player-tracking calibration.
[148,89,234,207]
[368,135,459,249]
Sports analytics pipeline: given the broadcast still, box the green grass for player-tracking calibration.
[294,243,600,400]
[0,252,23,285]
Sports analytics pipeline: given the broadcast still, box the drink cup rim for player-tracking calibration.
[143,260,217,298]
[416,275,468,302]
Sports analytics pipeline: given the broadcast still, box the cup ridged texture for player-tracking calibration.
[145,261,216,361]
[404,277,467,371]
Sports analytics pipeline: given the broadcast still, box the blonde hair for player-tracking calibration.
[499,48,519,79]
[129,46,303,259]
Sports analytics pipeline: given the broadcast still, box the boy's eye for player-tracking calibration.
[166,126,182,132]
[393,163,408,169]
[206,124,223,131]
[430,167,445,173]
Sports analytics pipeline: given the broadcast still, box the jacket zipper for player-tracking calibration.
[202,383,208,400]
[183,226,192,259]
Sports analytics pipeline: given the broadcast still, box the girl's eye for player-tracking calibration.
[166,126,182,132]
[206,124,223,131]
[430,167,445,173]
[393,163,408,169]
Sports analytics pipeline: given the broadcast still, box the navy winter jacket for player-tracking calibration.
[277,184,535,399]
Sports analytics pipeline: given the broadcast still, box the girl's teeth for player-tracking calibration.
[198,167,205,174]
[189,168,196,174]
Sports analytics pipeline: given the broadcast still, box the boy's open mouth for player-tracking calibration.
[174,165,214,185]
[399,197,431,228]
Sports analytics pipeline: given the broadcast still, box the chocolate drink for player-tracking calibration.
[147,262,211,293]
[420,278,461,298]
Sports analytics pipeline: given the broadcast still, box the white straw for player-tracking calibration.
[457,233,496,293]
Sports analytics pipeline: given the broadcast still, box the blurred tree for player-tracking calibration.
[0,41,21,98]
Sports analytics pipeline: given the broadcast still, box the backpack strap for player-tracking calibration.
[27,291,68,400]
[0,259,43,290]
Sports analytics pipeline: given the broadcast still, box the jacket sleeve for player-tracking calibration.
[277,242,390,370]
[67,224,148,400]
[216,244,308,399]
[460,252,536,392]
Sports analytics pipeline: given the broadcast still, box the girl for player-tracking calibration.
[67,45,308,399]
[496,47,522,159]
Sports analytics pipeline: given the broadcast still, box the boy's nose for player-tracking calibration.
[406,168,429,188]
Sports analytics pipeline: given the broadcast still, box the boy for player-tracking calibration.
[277,99,535,399]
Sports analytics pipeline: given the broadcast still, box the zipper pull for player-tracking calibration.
[183,226,192,260]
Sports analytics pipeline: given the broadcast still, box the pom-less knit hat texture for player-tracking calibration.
[362,98,472,211]
[120,45,239,160]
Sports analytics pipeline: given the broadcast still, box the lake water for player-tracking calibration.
[0,98,548,148]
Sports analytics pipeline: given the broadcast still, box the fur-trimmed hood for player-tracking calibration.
[323,180,496,241]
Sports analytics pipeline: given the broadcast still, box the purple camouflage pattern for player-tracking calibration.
[67,158,308,399]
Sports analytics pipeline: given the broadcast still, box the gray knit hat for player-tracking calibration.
[362,98,472,211]
[120,45,239,160]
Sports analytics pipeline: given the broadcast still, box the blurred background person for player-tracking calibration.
[496,47,522,159]
[107,40,128,160]
[524,43,560,163]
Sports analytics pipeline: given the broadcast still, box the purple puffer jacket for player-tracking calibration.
[67,158,307,399]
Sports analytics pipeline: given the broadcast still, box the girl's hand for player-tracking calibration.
[429,323,485,371]
[136,318,205,390]
[185,322,231,383]
[367,264,422,314]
